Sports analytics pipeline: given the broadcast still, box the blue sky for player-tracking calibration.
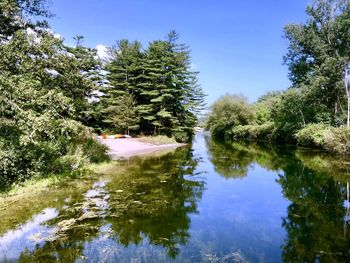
[48,0,309,105]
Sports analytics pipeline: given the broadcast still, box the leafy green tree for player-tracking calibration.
[283,0,350,126]
[206,94,255,137]
[255,91,281,125]
[0,0,51,40]
[0,4,108,189]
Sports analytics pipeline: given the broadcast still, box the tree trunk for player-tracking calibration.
[348,97,350,128]
[345,65,350,128]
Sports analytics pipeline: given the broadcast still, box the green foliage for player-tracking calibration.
[295,123,330,147]
[255,91,281,124]
[100,31,205,138]
[296,124,350,155]
[102,93,140,135]
[323,126,350,155]
[272,88,310,136]
[137,135,177,145]
[0,0,51,40]
[229,122,275,140]
[173,129,193,143]
[0,2,109,189]
[206,94,255,137]
[283,0,350,126]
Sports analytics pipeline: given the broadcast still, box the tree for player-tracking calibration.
[0,0,51,40]
[345,63,350,127]
[102,93,140,135]
[100,31,205,141]
[255,91,282,125]
[283,0,350,126]
[206,94,255,137]
[0,5,108,189]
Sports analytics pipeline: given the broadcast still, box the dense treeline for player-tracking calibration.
[0,0,204,189]
[97,33,205,142]
[206,0,350,155]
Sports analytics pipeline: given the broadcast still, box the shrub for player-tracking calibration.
[0,121,110,190]
[228,122,275,140]
[138,135,177,145]
[295,124,330,148]
[173,130,193,143]
[324,126,350,155]
[296,124,350,155]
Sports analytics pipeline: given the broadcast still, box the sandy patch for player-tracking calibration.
[99,138,184,159]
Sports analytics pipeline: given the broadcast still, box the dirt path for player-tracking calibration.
[99,138,184,159]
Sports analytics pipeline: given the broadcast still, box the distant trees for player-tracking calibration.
[100,31,206,142]
[205,94,255,137]
[206,0,350,154]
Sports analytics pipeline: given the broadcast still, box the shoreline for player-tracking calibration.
[98,138,186,159]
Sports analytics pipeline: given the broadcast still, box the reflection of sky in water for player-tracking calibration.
[0,208,58,261]
[175,135,290,262]
[183,166,289,261]
[80,228,173,263]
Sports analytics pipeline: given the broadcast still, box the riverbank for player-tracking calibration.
[0,137,184,197]
[99,137,185,159]
[219,123,350,156]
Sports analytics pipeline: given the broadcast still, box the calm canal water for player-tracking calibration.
[1,133,350,262]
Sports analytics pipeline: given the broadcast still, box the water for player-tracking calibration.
[1,133,350,262]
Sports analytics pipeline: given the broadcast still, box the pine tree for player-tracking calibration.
[102,93,140,135]
[101,31,206,141]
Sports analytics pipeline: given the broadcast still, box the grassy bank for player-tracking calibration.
[137,135,178,145]
[0,163,114,198]
[223,123,350,156]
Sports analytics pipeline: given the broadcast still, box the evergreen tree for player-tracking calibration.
[101,31,205,141]
[102,93,140,135]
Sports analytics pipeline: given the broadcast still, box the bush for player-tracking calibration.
[173,130,193,143]
[324,126,350,155]
[296,124,350,155]
[228,122,275,140]
[295,124,330,148]
[138,135,177,145]
[0,121,110,190]
[270,123,299,143]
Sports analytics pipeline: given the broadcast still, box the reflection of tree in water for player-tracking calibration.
[205,137,255,178]
[205,137,288,178]
[107,146,205,258]
[17,146,205,262]
[278,163,350,262]
[207,137,350,261]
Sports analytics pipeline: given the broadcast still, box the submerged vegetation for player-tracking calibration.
[206,0,350,155]
[0,146,206,261]
[0,0,205,189]
[1,136,350,261]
